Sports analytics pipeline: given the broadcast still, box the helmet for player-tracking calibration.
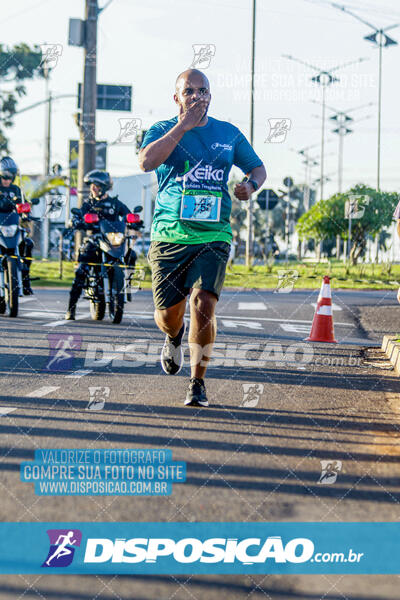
[84,170,112,196]
[0,156,18,182]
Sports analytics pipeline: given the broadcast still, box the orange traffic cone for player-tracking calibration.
[305,275,338,343]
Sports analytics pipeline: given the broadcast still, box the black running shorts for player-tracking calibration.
[147,241,230,310]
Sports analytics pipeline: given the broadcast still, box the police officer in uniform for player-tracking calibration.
[65,170,137,320]
[0,156,34,294]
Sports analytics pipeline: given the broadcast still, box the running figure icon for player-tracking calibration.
[42,528,82,568]
[45,531,77,566]
[44,333,82,372]
[46,336,75,371]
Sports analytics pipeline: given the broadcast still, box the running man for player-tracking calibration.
[139,68,266,407]
[46,335,75,370]
[46,531,77,566]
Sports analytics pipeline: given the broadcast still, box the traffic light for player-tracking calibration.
[256,189,279,210]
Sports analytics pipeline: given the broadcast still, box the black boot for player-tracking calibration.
[65,290,80,320]
[65,306,76,320]
[22,267,33,295]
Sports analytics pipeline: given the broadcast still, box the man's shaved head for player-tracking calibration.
[175,69,210,92]
[174,69,211,125]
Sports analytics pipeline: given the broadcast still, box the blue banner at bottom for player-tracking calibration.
[0,523,399,574]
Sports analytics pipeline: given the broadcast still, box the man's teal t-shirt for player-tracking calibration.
[141,116,263,245]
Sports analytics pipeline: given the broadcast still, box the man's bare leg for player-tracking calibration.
[154,297,187,338]
[157,297,187,376]
[188,289,218,380]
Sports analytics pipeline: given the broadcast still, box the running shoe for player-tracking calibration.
[184,377,209,407]
[160,321,186,375]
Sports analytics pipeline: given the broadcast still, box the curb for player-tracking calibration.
[381,335,400,376]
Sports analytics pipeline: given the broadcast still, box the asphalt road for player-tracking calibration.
[0,286,400,599]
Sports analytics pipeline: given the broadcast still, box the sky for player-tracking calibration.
[2,0,400,199]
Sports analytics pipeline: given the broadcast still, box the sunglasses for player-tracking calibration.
[1,176,13,181]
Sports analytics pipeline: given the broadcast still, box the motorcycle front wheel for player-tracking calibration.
[5,257,19,317]
[108,266,124,324]
[90,296,106,320]
[86,266,105,321]
[0,260,5,314]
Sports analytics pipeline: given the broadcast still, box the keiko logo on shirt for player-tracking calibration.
[176,160,224,184]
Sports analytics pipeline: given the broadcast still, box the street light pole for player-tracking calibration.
[330,4,399,191]
[283,55,366,202]
[333,112,372,193]
[300,153,318,258]
[42,67,52,258]
[337,123,344,193]
[296,142,319,211]
[246,0,256,268]
[286,185,291,258]
[312,100,373,195]
[264,189,270,258]
[377,35,383,190]
[320,82,327,201]
[76,0,98,211]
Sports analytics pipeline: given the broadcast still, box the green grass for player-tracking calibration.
[224,261,400,290]
[30,258,400,291]
[31,258,153,289]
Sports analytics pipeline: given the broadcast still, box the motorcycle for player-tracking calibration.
[0,200,40,318]
[71,205,144,324]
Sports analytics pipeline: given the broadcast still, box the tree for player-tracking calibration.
[19,174,67,201]
[0,43,44,151]
[296,184,399,264]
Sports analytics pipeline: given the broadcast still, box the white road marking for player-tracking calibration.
[280,323,312,334]
[27,386,60,398]
[19,297,36,304]
[43,313,91,327]
[0,406,18,416]
[238,302,267,311]
[33,305,353,328]
[65,369,93,379]
[25,311,63,319]
[44,319,71,327]
[222,319,263,330]
[311,302,342,311]
[24,303,352,328]
[218,314,353,327]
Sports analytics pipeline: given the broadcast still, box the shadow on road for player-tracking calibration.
[0,576,396,600]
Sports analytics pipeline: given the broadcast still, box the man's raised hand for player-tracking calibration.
[178,98,209,132]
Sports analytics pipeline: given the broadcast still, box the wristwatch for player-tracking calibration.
[247,179,259,192]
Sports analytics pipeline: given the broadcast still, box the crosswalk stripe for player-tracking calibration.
[238,302,267,310]
[65,370,92,379]
[26,386,60,398]
[0,406,18,416]
[43,313,91,327]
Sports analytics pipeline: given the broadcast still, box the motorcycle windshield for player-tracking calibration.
[100,220,125,234]
[0,212,19,226]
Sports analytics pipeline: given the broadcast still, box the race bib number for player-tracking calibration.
[180,190,222,222]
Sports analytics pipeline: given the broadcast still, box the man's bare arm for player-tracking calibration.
[248,165,267,189]
[138,123,187,172]
[397,219,400,239]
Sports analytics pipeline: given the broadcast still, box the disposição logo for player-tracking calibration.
[42,529,82,568]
